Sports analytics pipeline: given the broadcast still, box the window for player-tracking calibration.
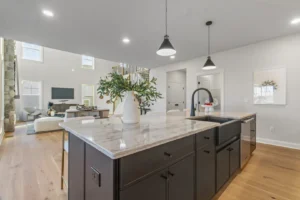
[82,55,95,70]
[22,42,43,62]
[21,80,42,109]
[82,84,95,106]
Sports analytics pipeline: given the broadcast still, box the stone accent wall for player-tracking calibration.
[4,39,15,132]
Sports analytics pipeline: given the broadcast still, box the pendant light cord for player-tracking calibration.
[208,25,210,56]
[165,0,168,35]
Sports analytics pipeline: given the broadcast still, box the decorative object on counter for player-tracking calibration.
[156,0,176,56]
[203,21,217,70]
[97,72,162,123]
[253,68,286,105]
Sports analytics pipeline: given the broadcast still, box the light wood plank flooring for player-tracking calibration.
[0,123,300,200]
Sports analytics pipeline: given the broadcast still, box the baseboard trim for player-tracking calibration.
[257,137,300,150]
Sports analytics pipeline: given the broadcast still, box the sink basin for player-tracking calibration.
[188,116,234,124]
[188,116,241,145]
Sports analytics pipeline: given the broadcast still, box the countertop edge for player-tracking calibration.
[60,122,220,159]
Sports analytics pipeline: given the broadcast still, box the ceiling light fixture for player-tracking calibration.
[42,10,54,17]
[291,18,300,25]
[170,55,175,59]
[156,0,176,56]
[203,21,217,70]
[122,38,130,44]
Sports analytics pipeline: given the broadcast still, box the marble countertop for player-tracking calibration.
[59,111,255,159]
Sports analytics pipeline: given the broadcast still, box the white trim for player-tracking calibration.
[257,137,300,150]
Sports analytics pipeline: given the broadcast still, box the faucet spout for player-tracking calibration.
[190,88,214,116]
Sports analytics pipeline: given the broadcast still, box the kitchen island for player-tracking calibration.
[60,112,256,200]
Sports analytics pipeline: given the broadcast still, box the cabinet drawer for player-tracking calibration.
[119,135,194,188]
[196,128,216,149]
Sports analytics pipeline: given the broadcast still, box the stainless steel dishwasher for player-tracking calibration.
[240,117,254,168]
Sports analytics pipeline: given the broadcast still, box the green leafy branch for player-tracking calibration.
[97,72,162,108]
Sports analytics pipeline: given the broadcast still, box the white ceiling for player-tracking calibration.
[0,0,300,68]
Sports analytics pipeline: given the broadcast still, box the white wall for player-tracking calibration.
[150,33,300,147]
[15,41,118,116]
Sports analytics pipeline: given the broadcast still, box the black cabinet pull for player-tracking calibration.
[227,148,233,151]
[160,175,169,180]
[204,150,210,154]
[204,136,210,140]
[168,171,175,177]
[164,152,173,158]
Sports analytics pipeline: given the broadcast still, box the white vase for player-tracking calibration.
[122,91,140,124]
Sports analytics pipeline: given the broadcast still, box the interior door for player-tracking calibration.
[167,82,185,111]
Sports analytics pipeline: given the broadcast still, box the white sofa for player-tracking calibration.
[34,117,64,132]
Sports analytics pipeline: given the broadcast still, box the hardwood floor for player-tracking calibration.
[0,123,299,200]
[0,123,67,200]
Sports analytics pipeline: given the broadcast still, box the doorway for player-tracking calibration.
[197,71,224,112]
[166,69,186,111]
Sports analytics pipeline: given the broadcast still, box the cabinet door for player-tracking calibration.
[230,139,240,176]
[169,154,195,200]
[85,144,114,200]
[196,146,216,200]
[120,170,167,200]
[68,133,85,200]
[216,147,230,191]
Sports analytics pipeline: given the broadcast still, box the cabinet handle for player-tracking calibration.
[160,175,169,180]
[164,152,173,158]
[204,136,210,140]
[204,150,210,154]
[168,171,175,177]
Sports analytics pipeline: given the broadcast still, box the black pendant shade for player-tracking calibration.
[203,56,216,70]
[157,0,176,56]
[156,35,176,56]
[203,21,216,70]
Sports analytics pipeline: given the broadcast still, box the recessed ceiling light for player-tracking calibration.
[170,55,175,59]
[291,18,300,25]
[42,10,54,17]
[72,69,75,72]
[122,38,130,44]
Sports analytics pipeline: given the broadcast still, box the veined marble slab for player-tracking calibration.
[60,111,255,159]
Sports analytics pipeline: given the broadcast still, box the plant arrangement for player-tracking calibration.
[261,80,278,90]
[97,72,162,109]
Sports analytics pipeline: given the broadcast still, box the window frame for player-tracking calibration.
[21,42,44,62]
[81,55,95,70]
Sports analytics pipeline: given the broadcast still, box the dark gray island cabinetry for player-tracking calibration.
[61,112,256,200]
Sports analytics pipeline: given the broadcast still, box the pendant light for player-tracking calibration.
[156,0,176,56]
[203,21,217,70]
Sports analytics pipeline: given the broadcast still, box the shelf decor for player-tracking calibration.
[97,72,162,123]
[253,68,286,105]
